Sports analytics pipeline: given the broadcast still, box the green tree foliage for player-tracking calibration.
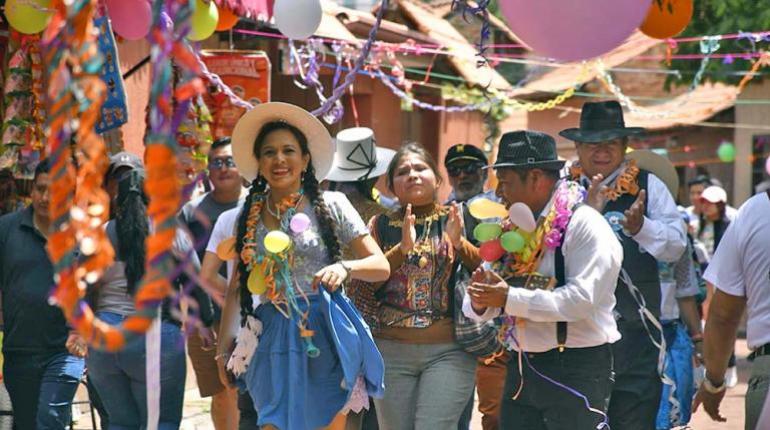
[666,0,770,88]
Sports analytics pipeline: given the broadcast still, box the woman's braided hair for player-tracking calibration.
[234,121,341,322]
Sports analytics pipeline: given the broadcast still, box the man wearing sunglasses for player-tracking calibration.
[179,136,245,430]
[444,144,497,205]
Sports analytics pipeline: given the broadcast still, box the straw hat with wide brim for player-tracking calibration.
[626,149,679,198]
[231,102,334,182]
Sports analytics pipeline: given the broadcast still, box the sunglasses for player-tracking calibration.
[208,157,236,170]
[447,163,484,177]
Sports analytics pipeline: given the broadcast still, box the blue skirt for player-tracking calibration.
[241,289,385,430]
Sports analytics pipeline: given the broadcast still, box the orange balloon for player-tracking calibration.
[216,7,239,31]
[640,0,694,39]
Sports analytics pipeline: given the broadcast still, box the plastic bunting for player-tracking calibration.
[45,0,203,352]
[42,0,116,346]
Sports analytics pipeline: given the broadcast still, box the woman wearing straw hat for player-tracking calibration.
[215,102,390,430]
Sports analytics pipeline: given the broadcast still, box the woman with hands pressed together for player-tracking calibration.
[214,103,390,430]
[352,142,481,430]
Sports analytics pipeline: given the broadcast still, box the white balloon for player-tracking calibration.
[274,0,323,40]
[508,202,536,233]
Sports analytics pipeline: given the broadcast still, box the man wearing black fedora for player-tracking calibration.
[464,130,623,429]
[560,101,687,430]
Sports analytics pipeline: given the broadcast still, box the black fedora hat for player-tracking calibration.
[559,101,645,143]
[489,130,565,171]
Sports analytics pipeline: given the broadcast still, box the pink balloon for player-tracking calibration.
[766,157,770,176]
[500,0,652,62]
[107,0,152,41]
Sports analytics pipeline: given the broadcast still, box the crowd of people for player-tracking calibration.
[0,100,767,430]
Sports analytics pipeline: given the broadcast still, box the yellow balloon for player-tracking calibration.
[247,267,267,295]
[5,0,53,35]
[468,198,508,220]
[264,231,291,254]
[188,0,219,41]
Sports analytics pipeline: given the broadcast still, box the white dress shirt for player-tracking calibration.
[463,195,623,353]
[704,192,770,350]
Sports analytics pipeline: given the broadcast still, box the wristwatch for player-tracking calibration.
[702,375,726,394]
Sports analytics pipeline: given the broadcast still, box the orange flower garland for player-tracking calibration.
[569,159,640,202]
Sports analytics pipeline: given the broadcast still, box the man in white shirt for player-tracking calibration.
[560,101,687,430]
[200,206,262,430]
[694,190,770,430]
[464,130,622,429]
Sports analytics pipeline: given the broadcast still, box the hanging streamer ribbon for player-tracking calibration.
[42,0,116,348]
[596,36,722,118]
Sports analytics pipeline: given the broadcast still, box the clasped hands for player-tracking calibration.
[467,267,510,313]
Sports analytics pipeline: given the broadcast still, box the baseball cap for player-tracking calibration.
[701,186,727,204]
[107,152,143,179]
[444,144,487,167]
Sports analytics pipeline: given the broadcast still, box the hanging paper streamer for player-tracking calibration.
[94,16,128,133]
[450,0,492,65]
[42,0,116,348]
[596,37,721,118]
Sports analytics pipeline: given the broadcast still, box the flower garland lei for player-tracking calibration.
[499,180,586,279]
[569,159,640,202]
[240,190,320,357]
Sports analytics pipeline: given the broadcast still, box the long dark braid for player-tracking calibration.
[235,175,268,322]
[114,169,149,295]
[302,165,342,263]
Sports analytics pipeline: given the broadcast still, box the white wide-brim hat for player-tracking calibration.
[325,127,396,182]
[231,102,334,182]
[627,149,679,198]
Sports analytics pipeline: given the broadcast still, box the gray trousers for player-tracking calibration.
[374,339,476,430]
[747,355,770,430]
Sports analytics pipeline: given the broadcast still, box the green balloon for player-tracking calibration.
[500,231,525,253]
[473,223,503,242]
[717,142,736,163]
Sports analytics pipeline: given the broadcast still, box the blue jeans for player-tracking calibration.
[3,350,85,430]
[86,312,186,430]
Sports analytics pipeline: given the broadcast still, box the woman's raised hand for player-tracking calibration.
[399,204,416,254]
[446,202,464,249]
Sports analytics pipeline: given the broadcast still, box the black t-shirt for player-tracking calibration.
[0,207,69,355]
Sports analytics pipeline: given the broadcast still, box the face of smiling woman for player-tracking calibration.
[257,128,310,193]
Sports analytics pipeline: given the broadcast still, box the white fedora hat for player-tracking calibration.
[231,102,334,182]
[325,127,396,182]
